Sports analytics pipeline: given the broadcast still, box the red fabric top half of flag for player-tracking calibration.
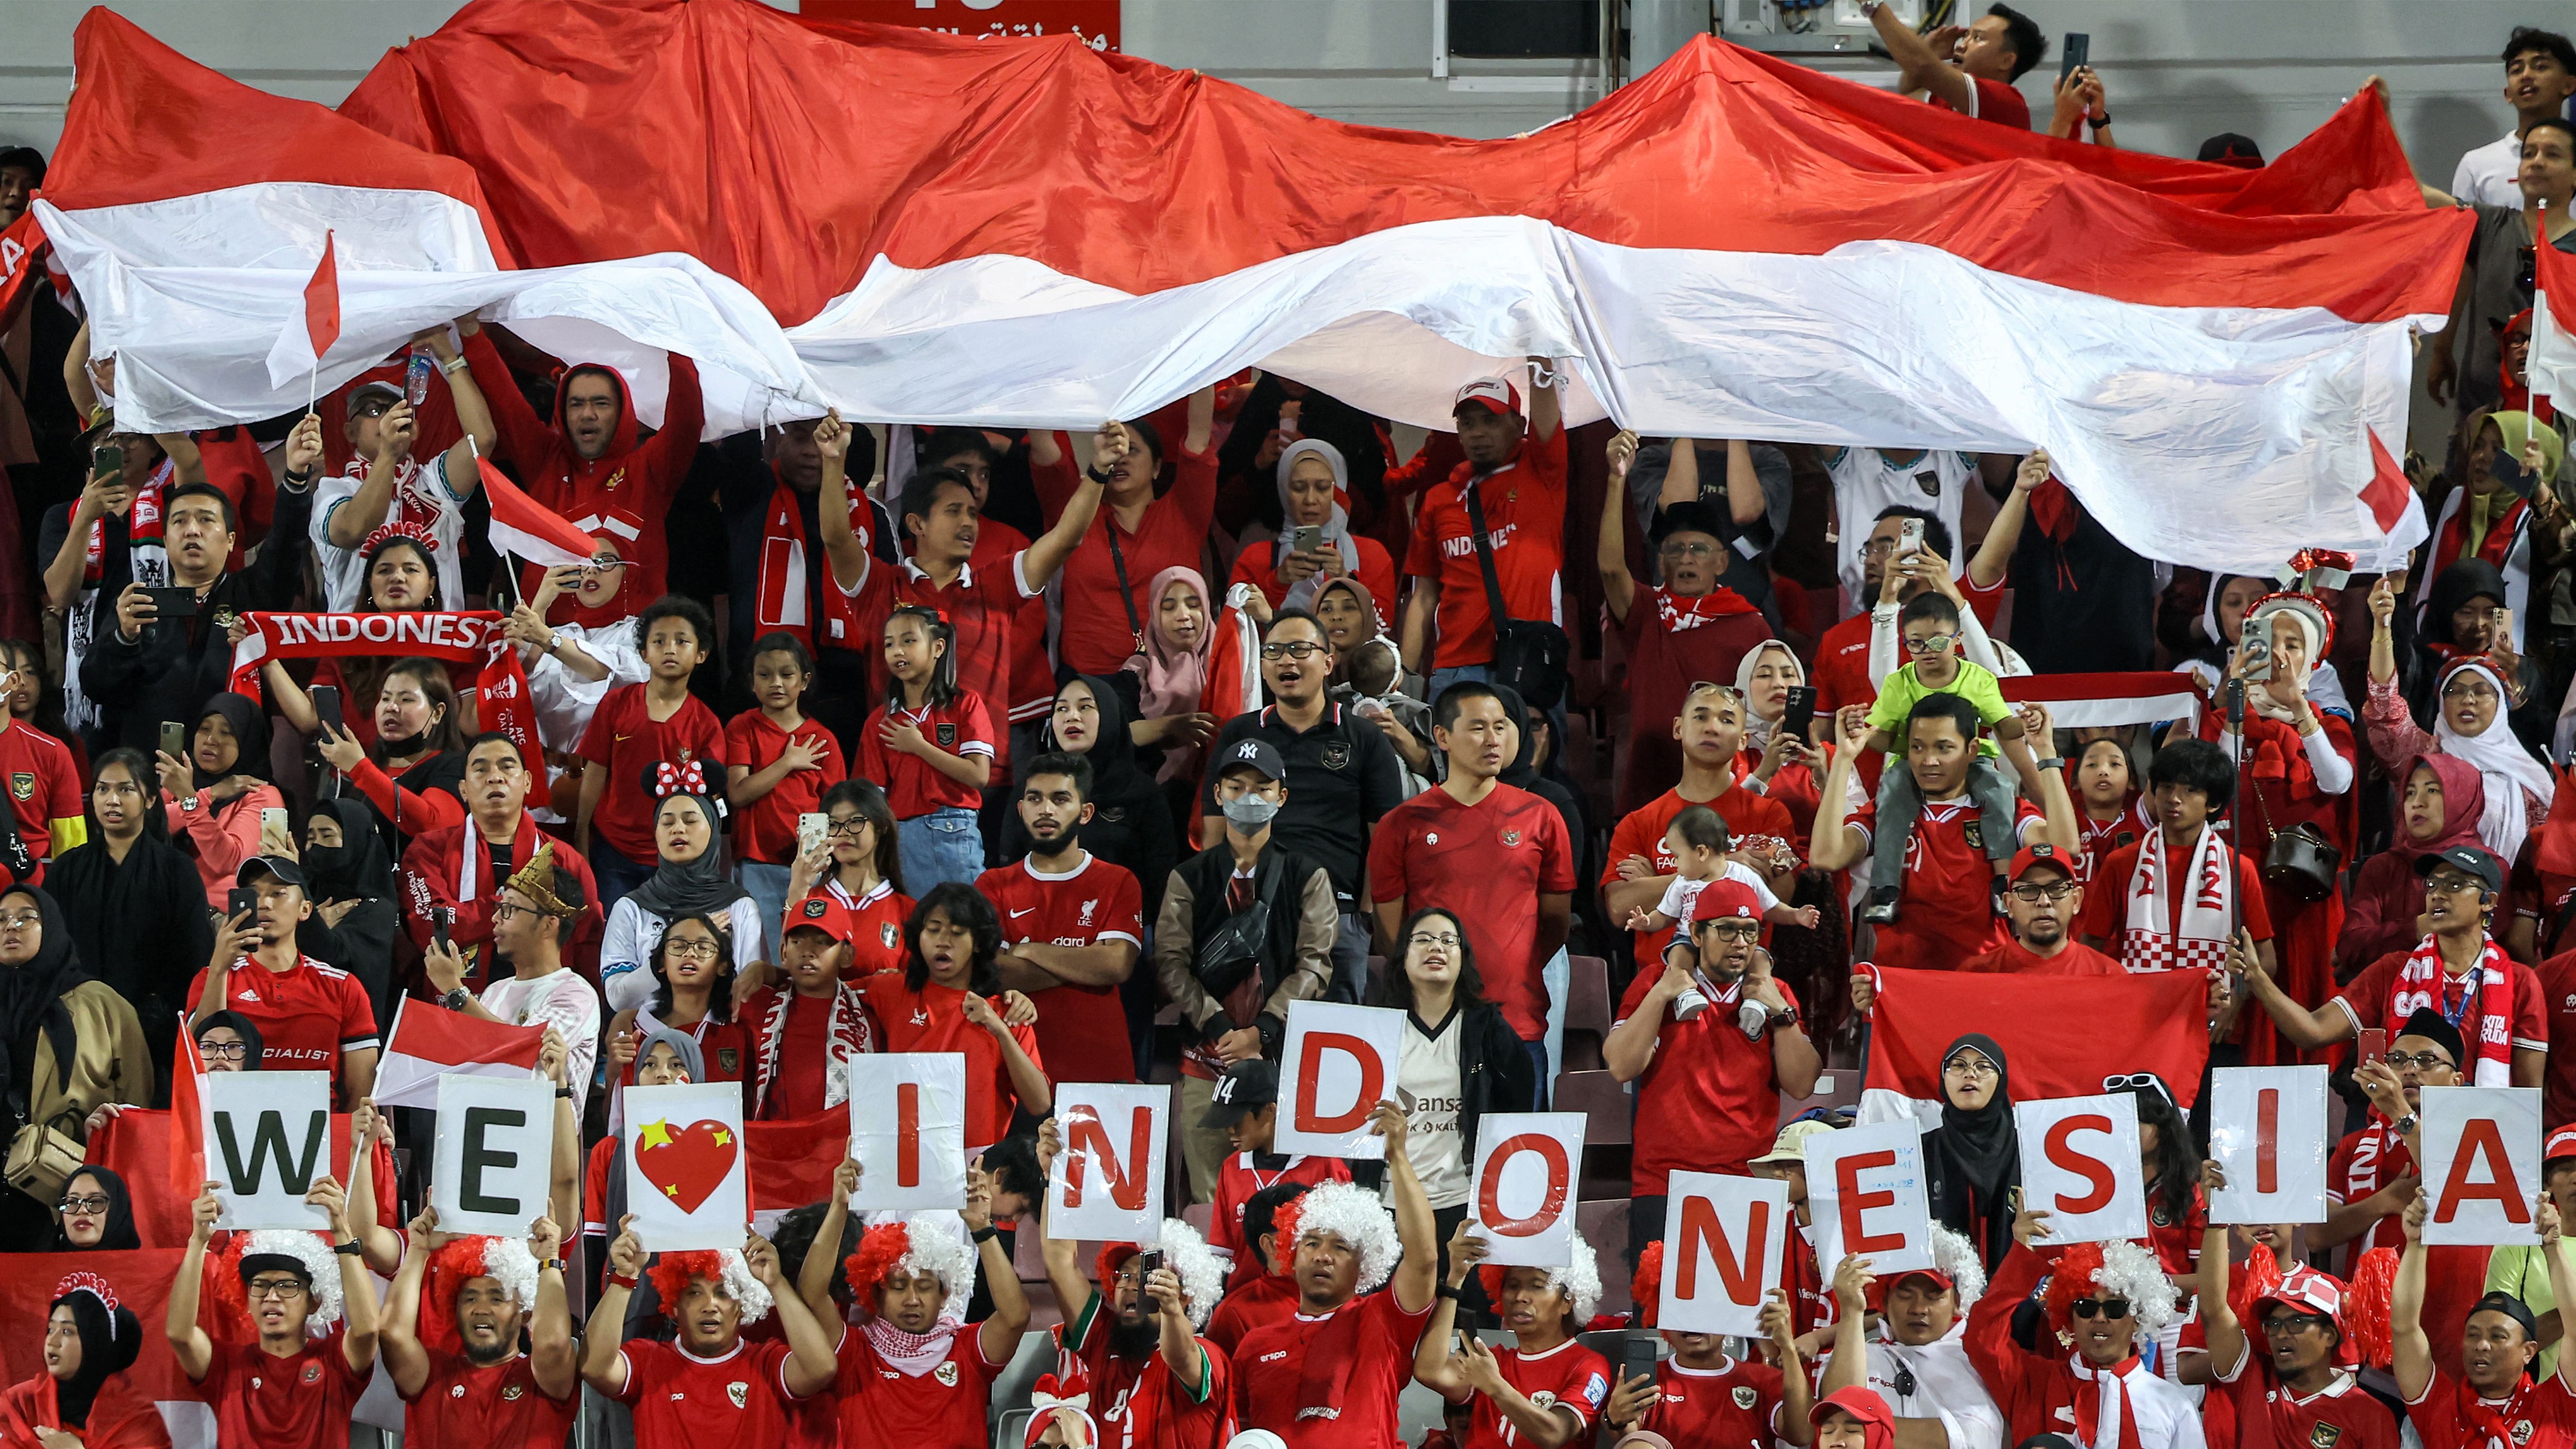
[388,994,546,1070]
[165,1021,201,1205]
[302,229,341,362]
[479,455,605,565]
[1864,967,2211,1108]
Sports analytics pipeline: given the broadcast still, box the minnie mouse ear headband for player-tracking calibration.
[643,761,728,822]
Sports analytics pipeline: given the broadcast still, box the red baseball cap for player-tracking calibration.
[1453,376,1522,417]
[2007,844,2077,883]
[2548,1126,2576,1162]
[1689,879,1766,924]
[782,895,856,947]
[1863,1265,1956,1312]
[2249,1266,2359,1368]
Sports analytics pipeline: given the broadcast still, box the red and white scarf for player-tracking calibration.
[863,1313,963,1378]
[2391,935,2518,1086]
[1651,583,1758,633]
[84,461,175,586]
[2120,826,2232,975]
[754,480,869,650]
[747,982,878,1118]
[225,609,542,778]
[2067,1354,2150,1449]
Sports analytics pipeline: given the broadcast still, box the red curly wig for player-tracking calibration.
[649,1250,729,1317]
[843,1220,915,1312]
[2042,1243,2107,1337]
[1631,1243,1664,1328]
[424,1238,510,1353]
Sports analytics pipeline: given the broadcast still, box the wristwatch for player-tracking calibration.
[1766,1005,1801,1032]
[2087,112,2114,131]
[333,1241,363,1256]
[2393,1113,2419,1137]
[442,986,473,1012]
[2033,757,2065,772]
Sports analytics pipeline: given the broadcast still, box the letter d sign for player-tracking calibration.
[1275,1001,1405,1159]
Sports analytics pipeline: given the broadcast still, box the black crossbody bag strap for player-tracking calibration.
[1459,478,1514,628]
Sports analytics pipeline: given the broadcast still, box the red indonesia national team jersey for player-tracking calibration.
[1231,1294,1436,1449]
[974,853,1142,1084]
[1055,1296,1235,1449]
[1406,429,1569,670]
[2213,1349,2398,1449]
[857,694,995,818]
[848,553,1041,773]
[193,1331,371,1449]
[1638,1356,1784,1448]
[1848,795,2042,971]
[613,1337,812,1447]
[0,721,80,876]
[185,955,378,1087]
[831,1321,1007,1449]
[2406,1368,2576,1449]
[1456,1339,1612,1449]
[404,1350,578,1449]
[1367,782,1577,1040]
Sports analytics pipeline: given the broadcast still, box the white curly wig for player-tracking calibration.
[891,1214,978,1325]
[1904,1224,1988,1308]
[1547,1231,1606,1324]
[235,1230,342,1337]
[2046,1238,2178,1337]
[1108,1218,1226,1331]
[1281,1180,1400,1294]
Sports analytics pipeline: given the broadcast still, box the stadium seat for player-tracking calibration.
[1576,1199,1633,1317]
[1561,955,1612,1071]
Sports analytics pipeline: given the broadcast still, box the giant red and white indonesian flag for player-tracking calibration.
[34,0,2468,571]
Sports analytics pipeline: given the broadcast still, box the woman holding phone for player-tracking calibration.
[1226,439,1397,624]
[154,694,283,910]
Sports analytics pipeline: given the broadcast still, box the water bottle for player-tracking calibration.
[405,351,433,407]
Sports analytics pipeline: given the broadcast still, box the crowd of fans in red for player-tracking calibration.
[3,11,2576,1449]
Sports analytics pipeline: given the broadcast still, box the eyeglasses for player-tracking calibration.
[1903,634,1958,654]
[246,1278,307,1302]
[1943,1056,1997,1079]
[663,938,723,961]
[1259,641,1326,661]
[2442,680,2500,703]
[490,902,525,922]
[2262,1312,2333,1336]
[826,816,871,837]
[1861,539,1904,559]
[2384,1050,2457,1072]
[2007,882,2078,903]
[2069,1298,2131,1320]
[1408,932,1461,949]
[1697,920,1762,942]
[0,913,40,930]
[198,1041,248,1062]
[2424,875,2486,896]
[1659,541,1717,560]
[57,1195,110,1214]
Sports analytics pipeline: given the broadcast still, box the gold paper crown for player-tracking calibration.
[502,843,579,919]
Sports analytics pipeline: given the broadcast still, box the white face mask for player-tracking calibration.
[1221,794,1281,831]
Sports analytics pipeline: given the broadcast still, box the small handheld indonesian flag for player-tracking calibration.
[480,456,603,570]
[262,229,340,389]
[370,994,545,1110]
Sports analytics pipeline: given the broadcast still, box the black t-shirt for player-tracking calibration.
[2006,499,2156,675]
[1199,702,1408,904]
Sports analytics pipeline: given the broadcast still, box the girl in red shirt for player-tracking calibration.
[726,631,845,959]
[858,605,993,893]
[859,883,1051,1154]
[789,778,913,981]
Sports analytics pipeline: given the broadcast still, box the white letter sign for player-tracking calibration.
[1275,1001,1404,1159]
[205,1071,333,1230]
[848,1053,968,1211]
[623,1082,747,1250]
[1051,1081,1169,1243]
[2421,1086,2543,1247]
[1468,1112,1587,1267]
[431,1074,555,1238]
[1658,1171,1787,1337]
[2208,1067,2329,1225]
[2014,1093,2146,1244]
[1806,1119,1934,1277]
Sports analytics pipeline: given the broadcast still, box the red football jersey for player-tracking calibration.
[612,1337,814,1448]
[1205,1273,1299,1358]
[1637,1356,1784,1449]
[807,879,914,980]
[830,1321,1006,1449]
[1847,796,2043,971]
[1038,441,1219,677]
[0,720,81,876]
[192,1332,370,1449]
[857,693,995,818]
[2074,837,2276,955]
[2213,1347,2398,1449]
[1614,973,1801,1194]
[1404,430,1569,670]
[848,554,1040,773]
[1455,1339,1613,1449]
[1054,1297,1235,1449]
[1368,782,1577,1040]
[402,1349,578,1449]
[2406,1368,2576,1449]
[725,711,847,866]
[859,976,1044,1151]
[1209,1153,1351,1289]
[976,853,1143,1086]
[1602,785,1795,974]
[1231,1294,1436,1449]
[576,684,728,864]
[185,955,377,1090]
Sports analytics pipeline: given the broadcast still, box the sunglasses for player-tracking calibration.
[2069,1298,2131,1320]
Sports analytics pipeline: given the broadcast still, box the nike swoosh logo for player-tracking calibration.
[1009,908,1036,918]
[613,734,632,743]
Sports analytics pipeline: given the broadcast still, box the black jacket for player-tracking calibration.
[80,562,295,755]
[1423,1000,1538,1161]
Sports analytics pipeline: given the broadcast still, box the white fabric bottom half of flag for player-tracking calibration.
[1998,672,2205,731]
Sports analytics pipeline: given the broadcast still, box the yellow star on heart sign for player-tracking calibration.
[713,1128,732,1147]
[637,1121,674,1150]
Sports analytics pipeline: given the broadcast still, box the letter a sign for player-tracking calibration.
[848,1054,968,1211]
[2422,1086,2543,1247]
[1050,1082,1169,1242]
[205,1071,333,1231]
[1275,1001,1403,1159]
[1468,1112,1586,1268]
[1659,1171,1787,1336]
[2014,1093,2146,1243]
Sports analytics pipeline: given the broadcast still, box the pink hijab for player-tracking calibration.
[1133,565,1213,720]
[2396,751,2487,863]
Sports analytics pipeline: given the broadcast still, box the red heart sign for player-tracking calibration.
[634,1118,739,1215]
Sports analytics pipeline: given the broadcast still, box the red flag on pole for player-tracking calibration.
[302,229,341,360]
[480,455,607,569]
[165,1018,203,1204]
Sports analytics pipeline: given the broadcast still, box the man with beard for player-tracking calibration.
[461,328,703,612]
[2195,1172,2398,1449]
[1602,682,1797,981]
[1032,1116,1233,1449]
[1229,1113,1438,1449]
[1956,846,2122,976]
[1200,607,1408,1006]
[2394,1185,2576,1448]
[379,1211,577,1448]
[584,1222,837,1446]
[1818,1236,2009,1449]
[978,752,1143,1085]
[1964,1207,2198,1449]
[1606,1242,1809,1443]
[1605,880,1820,1263]
[401,734,604,992]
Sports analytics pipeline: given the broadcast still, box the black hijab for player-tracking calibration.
[1052,675,1155,809]
[1921,1032,2019,1269]
[621,792,750,923]
[300,798,394,901]
[45,1279,142,1429]
[1007,675,1179,909]
[188,693,271,790]
[194,1009,264,1070]
[0,885,88,1105]
[45,1164,140,1252]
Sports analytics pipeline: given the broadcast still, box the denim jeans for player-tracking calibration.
[587,836,657,915]
[1428,664,1492,703]
[898,807,986,894]
[737,860,792,962]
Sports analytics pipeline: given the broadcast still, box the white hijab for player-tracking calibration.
[2435,658,2554,862]
[2181,578,2352,718]
[1734,639,1805,752]
[1273,439,1362,614]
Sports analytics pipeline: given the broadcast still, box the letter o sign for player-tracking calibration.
[1478,1132,1571,1237]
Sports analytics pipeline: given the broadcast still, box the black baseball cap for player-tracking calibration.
[1198,1059,1280,1128]
[2415,845,2504,896]
[1214,739,1289,786]
[236,855,305,888]
[2197,133,2263,168]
